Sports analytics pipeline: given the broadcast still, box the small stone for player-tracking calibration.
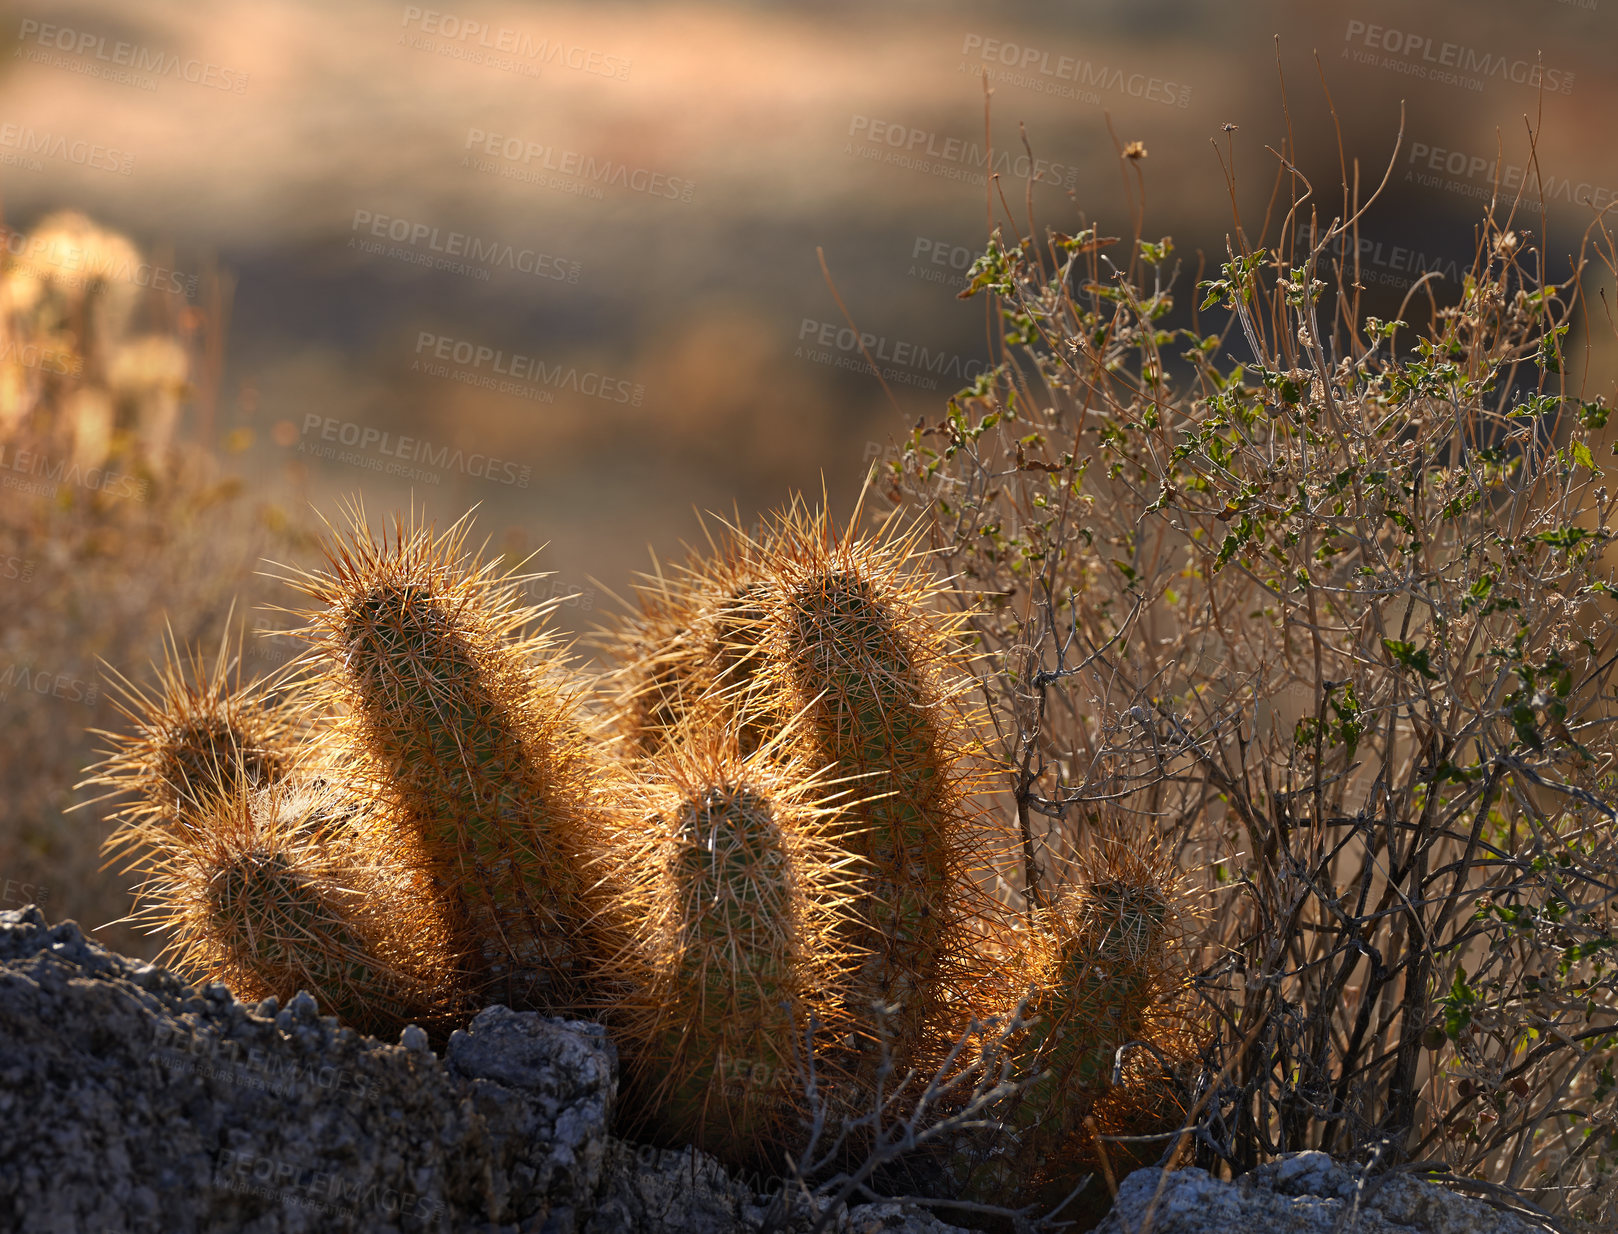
[285,989,320,1024]
[400,1023,430,1054]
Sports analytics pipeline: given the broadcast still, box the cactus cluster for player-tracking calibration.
[87,497,1193,1206]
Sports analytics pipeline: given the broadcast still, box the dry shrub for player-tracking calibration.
[0,211,308,958]
[882,112,1618,1228]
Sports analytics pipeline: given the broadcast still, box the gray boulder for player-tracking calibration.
[1094,1151,1544,1234]
[0,904,613,1233]
[3,905,1548,1234]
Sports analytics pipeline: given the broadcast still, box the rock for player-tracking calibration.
[586,1141,767,1234]
[584,1140,973,1234]
[1094,1151,1543,1234]
[0,905,614,1233]
[0,906,967,1234]
[39,904,1525,1234]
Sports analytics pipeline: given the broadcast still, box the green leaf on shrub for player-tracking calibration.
[1382,638,1438,679]
[1444,967,1477,1040]
[1535,527,1590,550]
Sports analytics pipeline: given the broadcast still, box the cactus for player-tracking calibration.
[961,838,1185,1205]
[85,622,302,875]
[133,779,459,1040]
[278,506,619,1014]
[753,503,1001,1083]
[602,519,776,759]
[86,496,1196,1201]
[602,714,859,1169]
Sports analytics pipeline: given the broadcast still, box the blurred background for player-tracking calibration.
[2,0,1615,954]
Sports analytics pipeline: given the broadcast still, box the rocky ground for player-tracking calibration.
[0,906,1555,1233]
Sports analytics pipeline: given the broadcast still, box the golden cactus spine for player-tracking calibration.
[133,781,457,1040]
[754,504,999,1080]
[85,623,301,875]
[280,507,617,1014]
[967,839,1186,1205]
[603,719,859,1170]
[601,517,776,760]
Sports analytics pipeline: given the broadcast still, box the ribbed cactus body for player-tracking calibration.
[657,786,800,1148]
[756,508,995,1085]
[1012,882,1167,1146]
[613,608,697,759]
[963,841,1184,1204]
[784,571,952,1054]
[140,782,456,1040]
[606,732,855,1169]
[699,580,778,756]
[283,510,616,1014]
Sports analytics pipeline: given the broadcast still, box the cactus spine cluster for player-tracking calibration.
[93,497,1189,1204]
[280,508,619,1013]
[961,838,1184,1203]
[603,522,772,760]
[755,506,1001,1080]
[137,781,456,1039]
[602,719,857,1166]
[88,623,301,874]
